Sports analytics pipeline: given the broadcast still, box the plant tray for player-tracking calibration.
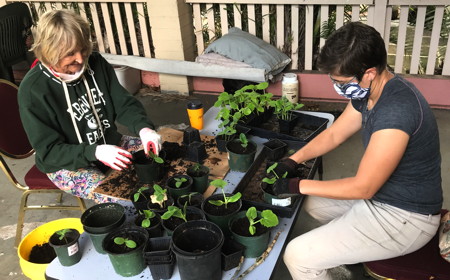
[244,111,329,142]
[233,140,321,218]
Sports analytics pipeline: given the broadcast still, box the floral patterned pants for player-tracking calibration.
[47,136,142,203]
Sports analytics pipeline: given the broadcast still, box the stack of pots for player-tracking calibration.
[81,203,126,254]
[144,236,175,280]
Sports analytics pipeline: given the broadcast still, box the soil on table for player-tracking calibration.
[231,217,269,237]
[241,158,313,203]
[28,243,56,263]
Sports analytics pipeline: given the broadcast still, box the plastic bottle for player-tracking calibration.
[282,73,299,103]
[186,100,204,130]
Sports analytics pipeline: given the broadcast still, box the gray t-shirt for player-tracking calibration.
[352,74,442,215]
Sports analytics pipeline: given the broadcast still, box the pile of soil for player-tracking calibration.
[28,243,56,264]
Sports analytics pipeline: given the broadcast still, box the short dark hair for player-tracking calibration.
[316,22,387,81]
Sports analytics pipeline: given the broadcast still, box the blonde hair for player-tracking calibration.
[31,9,92,66]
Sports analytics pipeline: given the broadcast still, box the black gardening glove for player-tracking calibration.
[272,178,302,198]
[271,157,299,178]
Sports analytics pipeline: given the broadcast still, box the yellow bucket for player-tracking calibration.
[17,218,84,280]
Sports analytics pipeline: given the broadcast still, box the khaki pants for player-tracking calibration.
[284,197,440,280]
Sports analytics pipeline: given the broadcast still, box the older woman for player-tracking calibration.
[18,9,161,203]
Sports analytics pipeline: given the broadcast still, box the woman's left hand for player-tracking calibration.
[139,127,162,155]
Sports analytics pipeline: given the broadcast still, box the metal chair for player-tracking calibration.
[0,79,87,248]
[363,209,450,280]
[0,2,33,84]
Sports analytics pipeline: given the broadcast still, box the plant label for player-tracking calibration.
[67,243,79,256]
[271,197,291,207]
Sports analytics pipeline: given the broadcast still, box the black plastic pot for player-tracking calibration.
[166,174,193,200]
[147,255,175,280]
[130,186,153,212]
[186,164,210,194]
[278,114,299,134]
[161,206,206,236]
[172,220,224,280]
[81,203,125,234]
[182,127,201,146]
[133,150,165,184]
[177,192,204,209]
[49,229,82,266]
[186,141,208,163]
[134,212,163,238]
[221,238,245,271]
[263,139,287,161]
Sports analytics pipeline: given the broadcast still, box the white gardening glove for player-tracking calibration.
[139,127,162,156]
[95,144,132,171]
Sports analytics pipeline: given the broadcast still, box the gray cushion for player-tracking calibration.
[204,27,291,77]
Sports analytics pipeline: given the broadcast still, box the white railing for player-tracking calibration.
[1,0,449,77]
[186,0,450,76]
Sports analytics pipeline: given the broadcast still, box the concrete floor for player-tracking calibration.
[1,89,449,280]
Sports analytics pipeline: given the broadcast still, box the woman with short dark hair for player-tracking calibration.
[273,22,442,279]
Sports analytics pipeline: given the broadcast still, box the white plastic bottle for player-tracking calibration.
[282,73,299,103]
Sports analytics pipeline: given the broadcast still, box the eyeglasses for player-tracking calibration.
[328,74,357,90]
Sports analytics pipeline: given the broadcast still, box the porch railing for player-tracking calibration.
[1,0,449,78]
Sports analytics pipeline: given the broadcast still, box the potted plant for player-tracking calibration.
[161,203,205,236]
[177,192,204,209]
[269,96,304,134]
[172,220,224,280]
[260,162,292,207]
[130,185,152,212]
[229,207,279,258]
[133,150,165,184]
[147,184,175,214]
[48,228,82,266]
[226,133,257,172]
[102,226,149,277]
[134,209,163,238]
[165,174,193,200]
[201,179,242,237]
[186,163,210,194]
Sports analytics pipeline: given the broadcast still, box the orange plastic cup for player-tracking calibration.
[187,100,204,130]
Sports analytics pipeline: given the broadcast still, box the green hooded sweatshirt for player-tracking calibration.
[18,52,154,173]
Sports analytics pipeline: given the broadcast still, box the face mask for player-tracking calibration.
[54,64,86,82]
[333,80,372,100]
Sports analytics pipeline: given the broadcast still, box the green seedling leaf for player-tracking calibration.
[210,179,227,189]
[262,177,276,184]
[174,177,188,188]
[227,192,242,203]
[260,210,279,228]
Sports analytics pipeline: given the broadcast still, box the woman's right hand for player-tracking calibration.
[95,145,132,171]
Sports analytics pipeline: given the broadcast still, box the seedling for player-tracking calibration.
[208,179,241,209]
[139,210,156,228]
[246,207,279,235]
[161,203,188,223]
[180,192,200,205]
[174,177,188,188]
[150,184,168,208]
[55,228,72,243]
[269,96,304,121]
[147,150,164,164]
[114,237,137,249]
[239,133,248,149]
[133,186,150,202]
[262,162,288,185]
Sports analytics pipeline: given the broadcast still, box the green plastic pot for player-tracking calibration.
[48,229,82,266]
[102,226,149,277]
[186,164,210,194]
[201,193,242,237]
[226,139,257,172]
[229,211,271,258]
